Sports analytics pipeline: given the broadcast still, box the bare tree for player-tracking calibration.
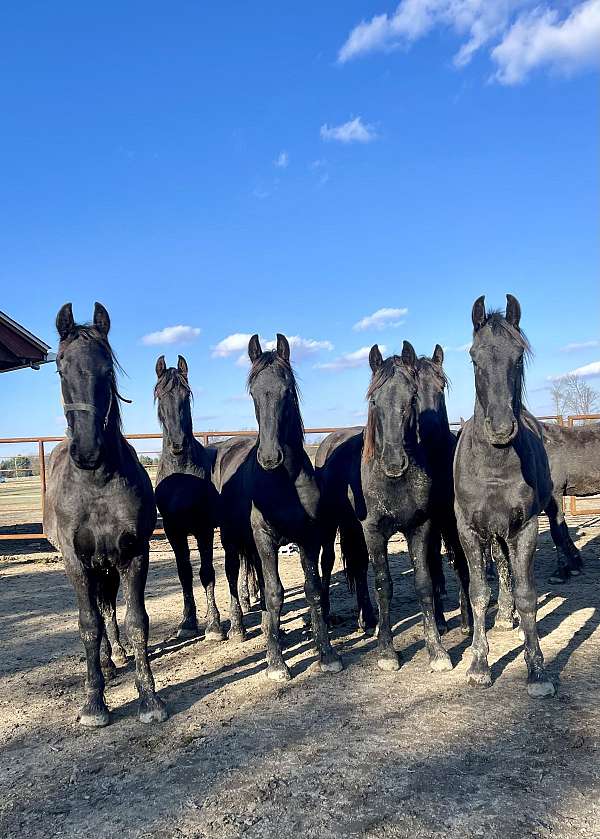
[551,374,600,417]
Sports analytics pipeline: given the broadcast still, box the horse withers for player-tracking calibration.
[454,294,554,697]
[44,303,167,727]
[154,355,224,640]
[213,334,342,681]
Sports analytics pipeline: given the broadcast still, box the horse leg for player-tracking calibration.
[342,520,377,635]
[98,566,127,666]
[122,552,168,723]
[508,517,555,698]
[457,518,492,687]
[196,528,225,641]
[238,557,251,614]
[547,494,582,583]
[65,560,109,727]
[298,535,342,674]
[363,523,398,671]
[319,523,336,627]
[252,515,290,681]
[408,521,452,672]
[224,545,246,641]
[165,524,198,638]
[441,519,473,635]
[428,526,448,637]
[493,539,516,631]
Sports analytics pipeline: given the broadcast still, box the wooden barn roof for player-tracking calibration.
[0,310,54,373]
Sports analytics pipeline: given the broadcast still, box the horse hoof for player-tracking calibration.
[138,696,168,724]
[227,628,247,642]
[430,652,453,672]
[101,661,118,682]
[176,626,199,640]
[460,625,472,636]
[527,679,555,699]
[78,703,110,728]
[493,618,515,632]
[570,567,582,577]
[112,647,128,666]
[266,664,291,682]
[466,667,492,688]
[320,654,343,674]
[204,627,226,642]
[377,654,400,672]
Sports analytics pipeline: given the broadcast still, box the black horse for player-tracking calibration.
[543,421,600,583]
[454,294,554,697]
[316,345,473,639]
[317,342,453,672]
[154,355,224,640]
[44,303,167,726]
[212,334,342,681]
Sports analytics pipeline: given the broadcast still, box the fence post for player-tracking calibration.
[39,440,47,523]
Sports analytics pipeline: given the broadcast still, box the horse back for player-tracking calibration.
[542,420,600,497]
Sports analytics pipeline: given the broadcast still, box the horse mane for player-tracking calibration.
[247,351,304,442]
[58,324,126,432]
[363,356,416,462]
[475,309,532,412]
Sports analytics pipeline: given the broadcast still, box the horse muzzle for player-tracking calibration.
[484,417,517,447]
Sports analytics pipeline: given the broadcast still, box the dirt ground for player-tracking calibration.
[1,520,600,839]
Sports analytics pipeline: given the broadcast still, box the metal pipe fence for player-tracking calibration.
[0,413,596,543]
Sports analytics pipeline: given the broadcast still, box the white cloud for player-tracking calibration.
[353,307,408,331]
[211,333,253,358]
[561,339,600,352]
[338,0,600,84]
[316,345,387,371]
[320,117,377,144]
[264,335,334,361]
[548,360,600,381]
[274,151,289,168]
[213,333,333,364]
[492,1,600,84]
[141,325,201,346]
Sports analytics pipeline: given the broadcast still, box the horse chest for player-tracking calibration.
[56,482,143,567]
[364,467,430,530]
[465,479,532,540]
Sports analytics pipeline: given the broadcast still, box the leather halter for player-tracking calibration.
[64,389,113,436]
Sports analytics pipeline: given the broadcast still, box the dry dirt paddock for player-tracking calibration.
[1,520,600,839]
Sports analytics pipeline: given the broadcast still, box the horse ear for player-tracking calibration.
[56,303,75,340]
[93,302,111,337]
[401,340,417,369]
[155,355,166,379]
[276,333,290,362]
[177,355,189,378]
[472,295,486,332]
[432,344,444,366]
[248,334,262,362]
[369,344,383,373]
[505,294,521,329]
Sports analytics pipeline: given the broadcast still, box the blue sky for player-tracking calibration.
[1,1,598,455]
